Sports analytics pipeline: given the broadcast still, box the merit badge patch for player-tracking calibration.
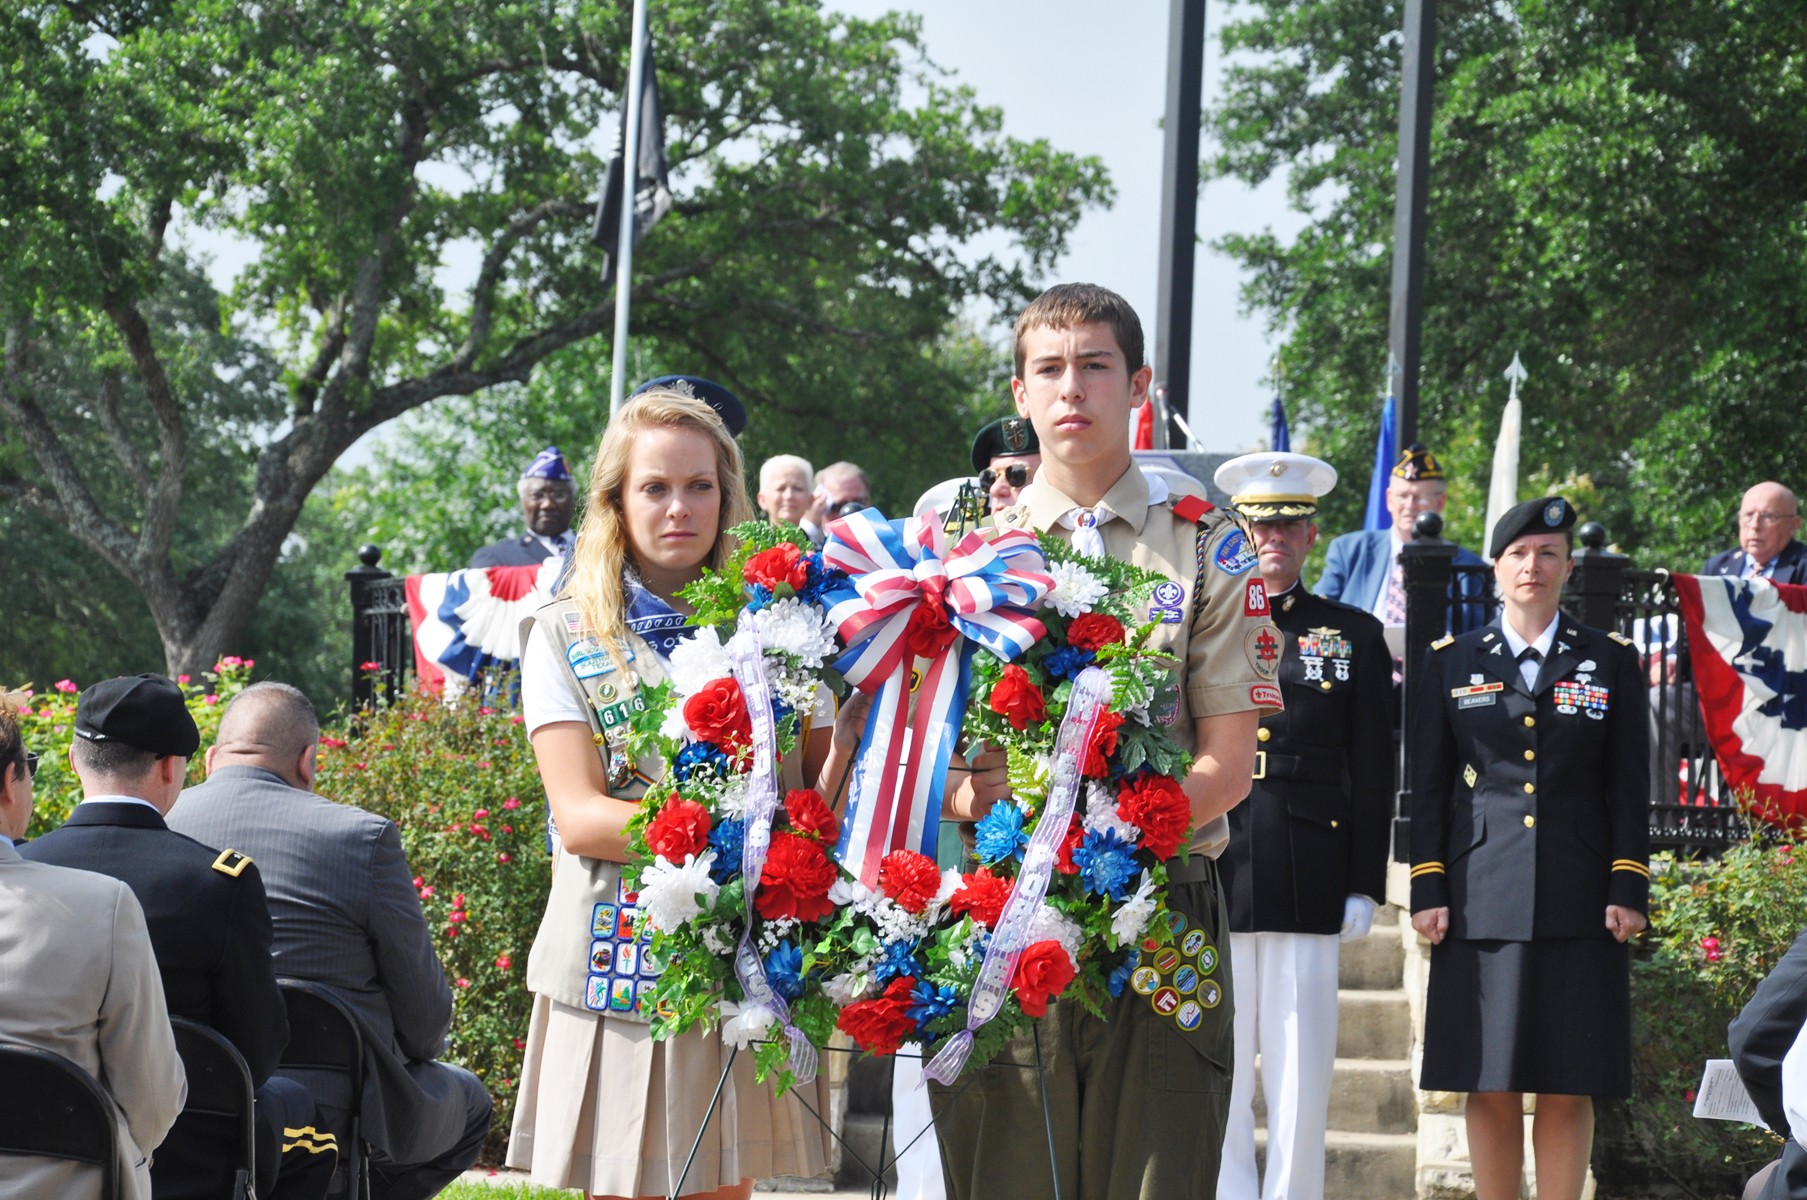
[1553,680,1610,719]
[591,903,617,937]
[1176,1000,1204,1031]
[1244,579,1270,617]
[1297,627,1354,684]
[584,974,611,1011]
[1247,625,1283,678]
[1213,529,1257,576]
[1136,912,1221,1027]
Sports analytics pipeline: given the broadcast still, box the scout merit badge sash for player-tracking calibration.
[1130,907,1223,1032]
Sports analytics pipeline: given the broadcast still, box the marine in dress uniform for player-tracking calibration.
[1408,498,1650,1200]
[20,675,336,1200]
[1211,453,1392,1200]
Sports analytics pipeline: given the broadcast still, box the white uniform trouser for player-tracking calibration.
[1217,931,1341,1200]
[892,1047,947,1200]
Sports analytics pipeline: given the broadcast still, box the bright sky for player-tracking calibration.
[831,0,1307,453]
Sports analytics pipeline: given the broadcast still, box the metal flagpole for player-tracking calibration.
[609,0,652,418]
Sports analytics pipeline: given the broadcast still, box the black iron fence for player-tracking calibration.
[346,544,408,709]
[1397,518,1740,859]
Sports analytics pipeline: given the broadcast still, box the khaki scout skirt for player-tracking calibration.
[505,994,829,1196]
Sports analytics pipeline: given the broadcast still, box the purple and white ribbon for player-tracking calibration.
[727,621,818,1084]
[923,665,1112,1084]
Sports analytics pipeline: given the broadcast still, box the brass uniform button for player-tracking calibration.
[1330,819,1340,828]
[1524,750,1535,762]
[1321,680,1332,690]
[1524,716,1536,728]
[1524,782,1535,795]
[1523,815,1536,828]
[1257,727,1271,743]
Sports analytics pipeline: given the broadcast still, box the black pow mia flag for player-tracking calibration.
[592,32,672,280]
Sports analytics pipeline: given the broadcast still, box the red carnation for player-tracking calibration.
[1055,813,1084,875]
[1011,940,1076,1018]
[1116,774,1192,862]
[743,543,810,593]
[989,664,1047,732]
[948,867,1014,928]
[646,795,713,862]
[1080,710,1126,779]
[879,850,944,914]
[1067,612,1126,652]
[837,976,920,1056]
[904,599,959,659]
[683,678,752,756]
[755,831,839,922]
[784,788,840,844]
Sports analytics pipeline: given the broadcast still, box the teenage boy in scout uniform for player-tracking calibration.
[933,283,1281,1200]
[1210,453,1392,1200]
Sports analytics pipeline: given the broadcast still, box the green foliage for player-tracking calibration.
[1595,832,1807,1195]
[1206,1,1807,566]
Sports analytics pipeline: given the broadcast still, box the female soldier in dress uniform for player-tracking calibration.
[1409,496,1650,1200]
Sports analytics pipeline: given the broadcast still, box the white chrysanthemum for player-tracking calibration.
[823,967,877,1005]
[637,852,721,932]
[751,598,839,669]
[660,704,690,742]
[721,1002,778,1049]
[935,868,964,906]
[1110,870,1158,944]
[829,878,874,907]
[1082,781,1140,844]
[1047,560,1109,617]
[667,627,734,697]
[1026,904,1085,960]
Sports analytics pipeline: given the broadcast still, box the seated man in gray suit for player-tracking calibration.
[168,683,492,1200]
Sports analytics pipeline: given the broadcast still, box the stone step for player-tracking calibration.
[1251,1057,1418,1136]
[1255,1128,1418,1200]
[1335,989,1411,1060]
[1339,921,1406,991]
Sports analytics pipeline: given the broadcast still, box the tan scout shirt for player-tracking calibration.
[996,465,1282,858]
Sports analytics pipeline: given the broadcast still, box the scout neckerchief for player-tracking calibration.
[623,571,696,660]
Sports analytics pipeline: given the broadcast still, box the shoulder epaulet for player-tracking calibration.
[1431,634,1455,651]
[211,848,253,878]
[1608,631,1635,647]
[1171,494,1215,524]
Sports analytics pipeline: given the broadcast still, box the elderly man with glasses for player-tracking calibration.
[1704,481,1807,583]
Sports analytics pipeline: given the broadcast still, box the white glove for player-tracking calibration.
[1340,895,1377,942]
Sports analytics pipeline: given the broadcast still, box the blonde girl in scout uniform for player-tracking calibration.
[1410,496,1650,1200]
[504,389,865,1200]
[932,284,1281,1200]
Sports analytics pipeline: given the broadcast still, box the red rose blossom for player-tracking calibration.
[989,664,1047,731]
[879,850,943,914]
[755,831,839,922]
[743,543,810,593]
[684,677,753,755]
[784,788,841,844]
[836,976,920,1056]
[1081,710,1126,779]
[1066,612,1126,652]
[1053,813,1086,875]
[646,795,713,861]
[1116,774,1192,861]
[903,595,959,659]
[948,867,1013,927]
[1011,940,1076,1018]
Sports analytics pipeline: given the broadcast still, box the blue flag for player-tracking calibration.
[1363,393,1398,531]
[1269,396,1290,453]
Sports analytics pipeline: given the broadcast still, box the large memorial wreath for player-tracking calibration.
[621,512,1197,1088]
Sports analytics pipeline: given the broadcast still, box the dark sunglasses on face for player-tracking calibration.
[980,463,1030,491]
[828,498,870,519]
[22,751,38,778]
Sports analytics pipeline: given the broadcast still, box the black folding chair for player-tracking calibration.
[170,1017,258,1200]
[0,1041,122,1200]
[277,980,371,1200]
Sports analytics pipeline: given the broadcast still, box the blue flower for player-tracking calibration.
[1074,827,1139,901]
[772,695,795,726]
[907,980,958,1030]
[1043,644,1096,681]
[973,802,1030,866]
[799,555,848,604]
[745,583,774,613]
[674,740,729,783]
[707,818,745,883]
[1107,956,1136,999]
[763,941,806,1002]
[873,939,923,986]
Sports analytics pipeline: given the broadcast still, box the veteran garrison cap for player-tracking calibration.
[1213,451,1338,522]
[1489,495,1577,559]
[520,446,572,482]
[629,375,748,437]
[1391,443,1445,482]
[970,417,1041,474]
[74,673,200,758]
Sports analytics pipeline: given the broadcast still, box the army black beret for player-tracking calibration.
[1489,495,1577,559]
[74,674,200,758]
[970,417,1040,474]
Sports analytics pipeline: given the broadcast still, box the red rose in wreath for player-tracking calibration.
[989,664,1047,731]
[903,596,959,659]
[1055,813,1084,875]
[837,976,919,1056]
[1011,940,1077,1018]
[1116,773,1192,862]
[879,850,943,915]
[948,867,1013,927]
[1066,612,1126,652]
[755,831,839,921]
[743,543,810,593]
[645,795,712,861]
[784,788,840,845]
[1080,710,1126,779]
[683,677,753,757]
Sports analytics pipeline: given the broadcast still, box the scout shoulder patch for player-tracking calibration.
[211,848,253,877]
[1213,527,1257,576]
[1431,634,1455,650]
[1247,624,1283,678]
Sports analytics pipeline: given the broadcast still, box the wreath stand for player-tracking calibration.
[665,1026,1066,1200]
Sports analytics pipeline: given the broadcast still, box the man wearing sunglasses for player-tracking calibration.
[801,460,873,546]
[971,415,1042,511]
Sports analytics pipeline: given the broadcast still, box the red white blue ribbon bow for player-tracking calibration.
[820,509,1053,885]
